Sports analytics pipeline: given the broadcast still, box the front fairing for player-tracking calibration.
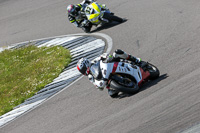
[100,61,143,84]
[114,62,142,83]
[84,2,102,24]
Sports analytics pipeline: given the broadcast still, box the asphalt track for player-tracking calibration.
[1,0,200,133]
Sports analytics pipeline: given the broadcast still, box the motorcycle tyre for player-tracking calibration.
[147,63,160,80]
[81,22,92,33]
[108,89,119,98]
[82,26,91,33]
[103,12,124,23]
[110,80,139,94]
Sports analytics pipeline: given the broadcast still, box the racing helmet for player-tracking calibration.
[77,58,91,75]
[67,4,78,16]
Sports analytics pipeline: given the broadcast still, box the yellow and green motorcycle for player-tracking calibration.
[80,2,124,33]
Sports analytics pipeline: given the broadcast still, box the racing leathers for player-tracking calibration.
[67,0,95,27]
[68,0,108,28]
[88,49,141,90]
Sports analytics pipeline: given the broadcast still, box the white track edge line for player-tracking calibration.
[0,33,112,128]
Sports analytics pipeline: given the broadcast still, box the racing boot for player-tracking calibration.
[127,55,141,64]
[113,49,141,63]
[113,49,129,59]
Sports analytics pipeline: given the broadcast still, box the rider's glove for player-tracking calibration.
[135,58,141,64]
[100,53,109,59]
[97,86,104,91]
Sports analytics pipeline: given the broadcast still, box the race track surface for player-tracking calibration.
[1,0,200,133]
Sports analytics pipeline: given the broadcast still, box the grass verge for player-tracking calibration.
[0,45,71,116]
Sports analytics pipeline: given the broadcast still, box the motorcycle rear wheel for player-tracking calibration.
[103,12,124,23]
[110,77,139,94]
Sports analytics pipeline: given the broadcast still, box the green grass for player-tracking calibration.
[0,45,71,116]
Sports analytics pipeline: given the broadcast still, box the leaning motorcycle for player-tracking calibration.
[80,2,124,33]
[90,59,160,98]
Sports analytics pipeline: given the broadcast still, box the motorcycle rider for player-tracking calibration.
[77,49,141,97]
[67,0,109,32]
[67,0,94,27]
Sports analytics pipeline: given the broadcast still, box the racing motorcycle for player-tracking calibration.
[90,59,160,98]
[80,2,124,33]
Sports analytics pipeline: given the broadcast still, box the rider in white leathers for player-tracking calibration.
[77,49,141,93]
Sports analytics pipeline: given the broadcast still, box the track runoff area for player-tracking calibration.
[0,33,112,127]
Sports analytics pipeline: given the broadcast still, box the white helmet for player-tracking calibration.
[77,58,91,75]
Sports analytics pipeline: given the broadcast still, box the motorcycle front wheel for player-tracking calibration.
[146,63,160,80]
[110,75,139,94]
[81,22,92,33]
[82,26,91,33]
[108,89,119,98]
